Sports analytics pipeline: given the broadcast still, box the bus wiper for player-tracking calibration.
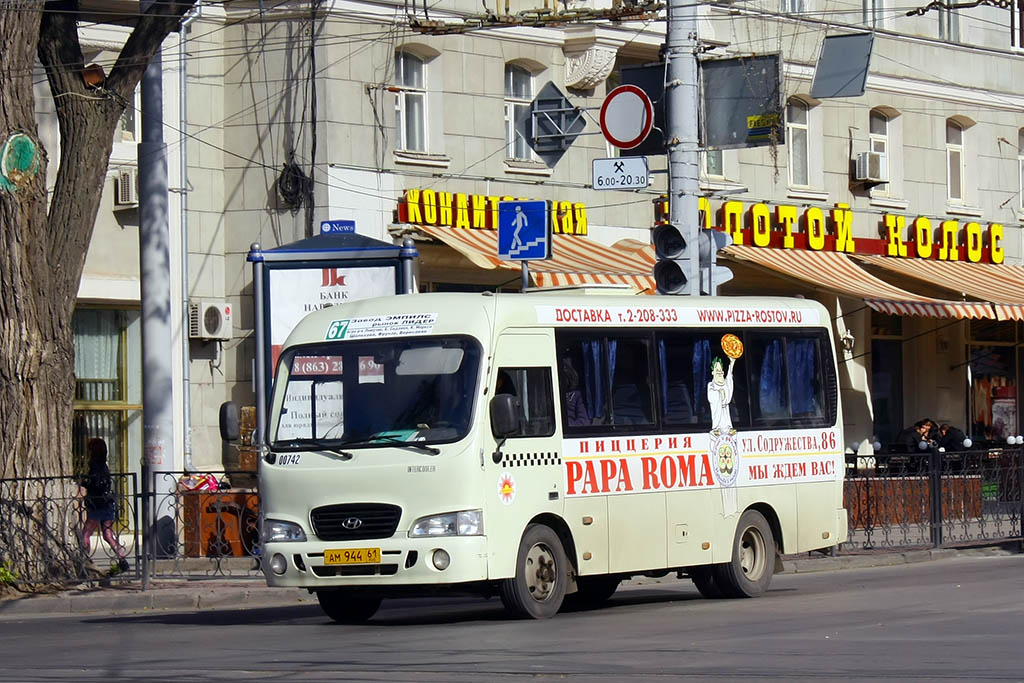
[274,438,353,459]
[339,435,440,455]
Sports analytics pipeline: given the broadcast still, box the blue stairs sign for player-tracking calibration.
[498,200,550,261]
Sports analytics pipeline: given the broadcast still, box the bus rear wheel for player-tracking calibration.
[316,590,382,624]
[499,523,568,619]
[713,509,774,598]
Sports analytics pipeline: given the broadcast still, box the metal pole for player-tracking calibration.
[400,237,418,294]
[521,261,530,291]
[1017,447,1024,552]
[139,40,176,569]
[251,244,267,447]
[929,447,943,548]
[179,8,199,474]
[665,0,701,296]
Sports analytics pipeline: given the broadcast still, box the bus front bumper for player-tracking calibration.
[260,535,491,589]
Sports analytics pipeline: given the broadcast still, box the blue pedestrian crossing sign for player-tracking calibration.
[498,200,550,261]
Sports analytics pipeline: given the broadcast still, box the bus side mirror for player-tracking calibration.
[490,393,520,439]
[219,401,240,443]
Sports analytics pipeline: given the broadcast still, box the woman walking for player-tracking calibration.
[80,438,129,573]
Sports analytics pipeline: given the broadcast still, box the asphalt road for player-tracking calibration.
[0,554,1022,682]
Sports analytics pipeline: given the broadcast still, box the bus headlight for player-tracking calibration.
[409,509,483,537]
[263,519,307,543]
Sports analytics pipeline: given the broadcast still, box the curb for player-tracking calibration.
[0,585,317,620]
[782,544,1016,574]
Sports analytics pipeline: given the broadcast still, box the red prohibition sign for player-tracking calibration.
[599,84,654,150]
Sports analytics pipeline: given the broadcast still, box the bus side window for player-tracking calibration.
[557,337,606,430]
[786,337,822,418]
[658,333,712,427]
[493,367,555,438]
[609,338,653,426]
[746,332,826,427]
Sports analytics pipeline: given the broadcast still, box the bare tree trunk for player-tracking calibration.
[0,0,67,481]
[0,0,196,585]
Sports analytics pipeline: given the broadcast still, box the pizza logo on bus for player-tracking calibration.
[708,333,743,488]
[711,432,740,488]
[498,472,516,505]
[721,333,744,359]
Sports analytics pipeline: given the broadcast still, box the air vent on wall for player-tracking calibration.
[855,151,887,183]
[115,168,138,206]
[188,300,232,341]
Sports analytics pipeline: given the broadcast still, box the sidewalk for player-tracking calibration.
[0,544,1016,620]
[0,577,317,619]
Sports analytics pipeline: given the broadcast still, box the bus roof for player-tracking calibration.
[283,292,831,350]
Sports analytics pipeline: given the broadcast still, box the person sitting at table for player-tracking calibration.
[895,420,930,452]
[938,423,968,451]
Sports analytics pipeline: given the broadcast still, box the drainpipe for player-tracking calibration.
[180,4,200,472]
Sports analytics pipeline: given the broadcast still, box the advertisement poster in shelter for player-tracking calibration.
[268,266,395,373]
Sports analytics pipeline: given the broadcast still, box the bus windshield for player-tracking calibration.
[272,336,481,450]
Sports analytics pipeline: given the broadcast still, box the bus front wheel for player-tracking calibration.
[499,523,568,619]
[316,590,382,624]
[713,509,774,598]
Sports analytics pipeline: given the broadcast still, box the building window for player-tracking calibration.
[72,308,142,481]
[1018,128,1024,210]
[870,312,903,444]
[869,110,889,196]
[504,65,533,161]
[786,99,810,187]
[781,0,805,13]
[946,119,964,203]
[862,0,883,27]
[703,149,724,178]
[938,6,959,42]
[118,89,139,143]
[968,319,1020,443]
[394,51,427,152]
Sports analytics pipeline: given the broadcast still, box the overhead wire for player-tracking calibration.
[29,0,1024,226]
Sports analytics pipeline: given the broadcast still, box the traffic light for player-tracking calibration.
[697,228,734,296]
[652,222,694,295]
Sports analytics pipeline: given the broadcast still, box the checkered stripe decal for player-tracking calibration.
[501,452,561,468]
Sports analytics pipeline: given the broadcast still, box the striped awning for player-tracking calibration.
[852,255,1024,321]
[723,245,994,319]
[406,224,658,292]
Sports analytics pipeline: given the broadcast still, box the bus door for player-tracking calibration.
[487,332,562,571]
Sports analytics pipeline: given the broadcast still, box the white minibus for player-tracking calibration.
[221,290,847,621]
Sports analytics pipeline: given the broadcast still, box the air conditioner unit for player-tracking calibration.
[188,300,232,341]
[115,168,138,206]
[855,151,888,183]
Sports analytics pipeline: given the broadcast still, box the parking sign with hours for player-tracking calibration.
[592,157,649,191]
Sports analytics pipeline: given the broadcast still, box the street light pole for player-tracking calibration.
[665,0,701,296]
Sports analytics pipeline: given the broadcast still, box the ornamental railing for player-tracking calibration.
[842,447,1023,550]
[0,474,139,586]
[1,451,1020,589]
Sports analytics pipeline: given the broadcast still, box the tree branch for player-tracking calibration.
[37,1,87,107]
[105,0,198,100]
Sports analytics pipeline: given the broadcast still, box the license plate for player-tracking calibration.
[324,547,381,565]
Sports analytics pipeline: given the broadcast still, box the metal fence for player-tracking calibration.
[146,471,262,580]
[1,452,1020,589]
[0,474,140,586]
[842,447,1023,551]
